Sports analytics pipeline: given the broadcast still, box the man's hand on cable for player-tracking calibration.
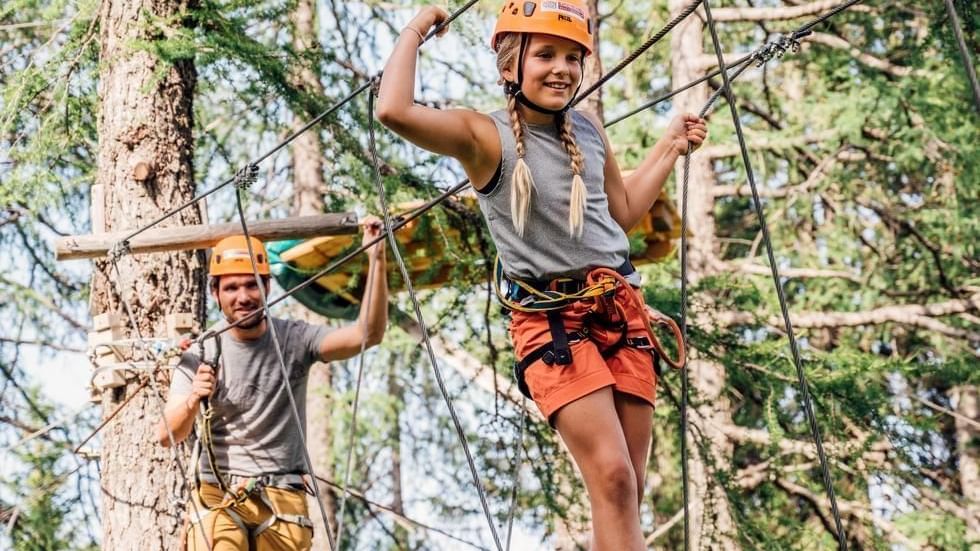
[361,215,386,263]
[187,363,216,409]
[667,113,708,156]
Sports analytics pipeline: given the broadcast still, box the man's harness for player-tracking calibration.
[493,258,685,399]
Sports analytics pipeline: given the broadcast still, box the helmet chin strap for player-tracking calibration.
[505,33,585,116]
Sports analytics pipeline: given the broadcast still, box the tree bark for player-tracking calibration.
[578,0,604,121]
[951,386,980,541]
[387,359,410,547]
[669,0,738,548]
[92,1,203,549]
[288,0,339,547]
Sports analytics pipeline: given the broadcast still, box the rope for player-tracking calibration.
[791,0,864,38]
[503,400,528,551]
[314,475,490,550]
[572,0,703,107]
[425,0,481,43]
[333,250,379,549]
[670,3,869,545]
[700,0,847,547]
[942,0,980,115]
[679,140,693,551]
[367,82,504,551]
[231,187,336,551]
[71,380,149,455]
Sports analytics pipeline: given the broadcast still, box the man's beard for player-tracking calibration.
[231,306,265,329]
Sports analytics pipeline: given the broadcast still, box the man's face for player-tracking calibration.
[213,274,268,329]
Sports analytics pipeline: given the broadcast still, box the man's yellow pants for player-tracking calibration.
[186,482,313,551]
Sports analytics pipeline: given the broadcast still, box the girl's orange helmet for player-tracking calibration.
[209,235,270,277]
[491,0,594,55]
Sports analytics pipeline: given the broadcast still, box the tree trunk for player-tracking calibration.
[579,0,604,120]
[669,0,737,548]
[387,360,410,547]
[952,385,980,540]
[92,1,203,549]
[288,0,339,546]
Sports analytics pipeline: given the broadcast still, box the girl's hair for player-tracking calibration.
[495,33,587,239]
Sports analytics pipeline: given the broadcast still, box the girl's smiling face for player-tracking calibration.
[502,33,584,114]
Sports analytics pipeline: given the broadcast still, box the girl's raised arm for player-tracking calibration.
[595,112,707,231]
[376,6,498,176]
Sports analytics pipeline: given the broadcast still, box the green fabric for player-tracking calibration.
[267,240,357,320]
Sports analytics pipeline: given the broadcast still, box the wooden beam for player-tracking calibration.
[56,212,359,261]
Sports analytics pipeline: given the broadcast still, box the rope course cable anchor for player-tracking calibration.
[233,163,260,191]
[753,32,806,66]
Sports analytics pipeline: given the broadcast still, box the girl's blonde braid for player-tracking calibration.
[557,112,587,238]
[507,93,535,237]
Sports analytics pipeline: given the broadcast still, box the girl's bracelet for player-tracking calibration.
[403,25,425,45]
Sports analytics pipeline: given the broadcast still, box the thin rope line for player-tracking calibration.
[314,475,490,550]
[504,400,528,551]
[333,253,379,549]
[942,0,980,115]
[425,0,481,42]
[674,2,866,543]
[71,380,149,454]
[792,0,864,38]
[367,84,503,551]
[676,53,757,551]
[701,1,847,547]
[679,146,692,551]
[233,188,336,551]
[573,0,703,107]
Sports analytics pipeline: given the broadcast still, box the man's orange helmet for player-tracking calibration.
[491,0,594,55]
[209,235,270,277]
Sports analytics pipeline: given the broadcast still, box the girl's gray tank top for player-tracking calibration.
[476,109,631,281]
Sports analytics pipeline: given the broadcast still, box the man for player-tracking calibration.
[158,219,387,551]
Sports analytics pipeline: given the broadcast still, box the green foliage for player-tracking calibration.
[894,510,970,550]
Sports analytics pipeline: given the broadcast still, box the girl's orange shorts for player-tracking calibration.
[509,283,658,422]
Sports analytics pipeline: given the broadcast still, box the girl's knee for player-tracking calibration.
[592,458,638,509]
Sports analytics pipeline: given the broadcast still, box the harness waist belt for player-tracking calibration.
[199,472,307,490]
[509,260,635,301]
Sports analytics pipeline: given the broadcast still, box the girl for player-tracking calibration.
[377,2,706,549]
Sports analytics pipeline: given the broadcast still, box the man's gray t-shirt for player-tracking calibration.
[170,317,330,477]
